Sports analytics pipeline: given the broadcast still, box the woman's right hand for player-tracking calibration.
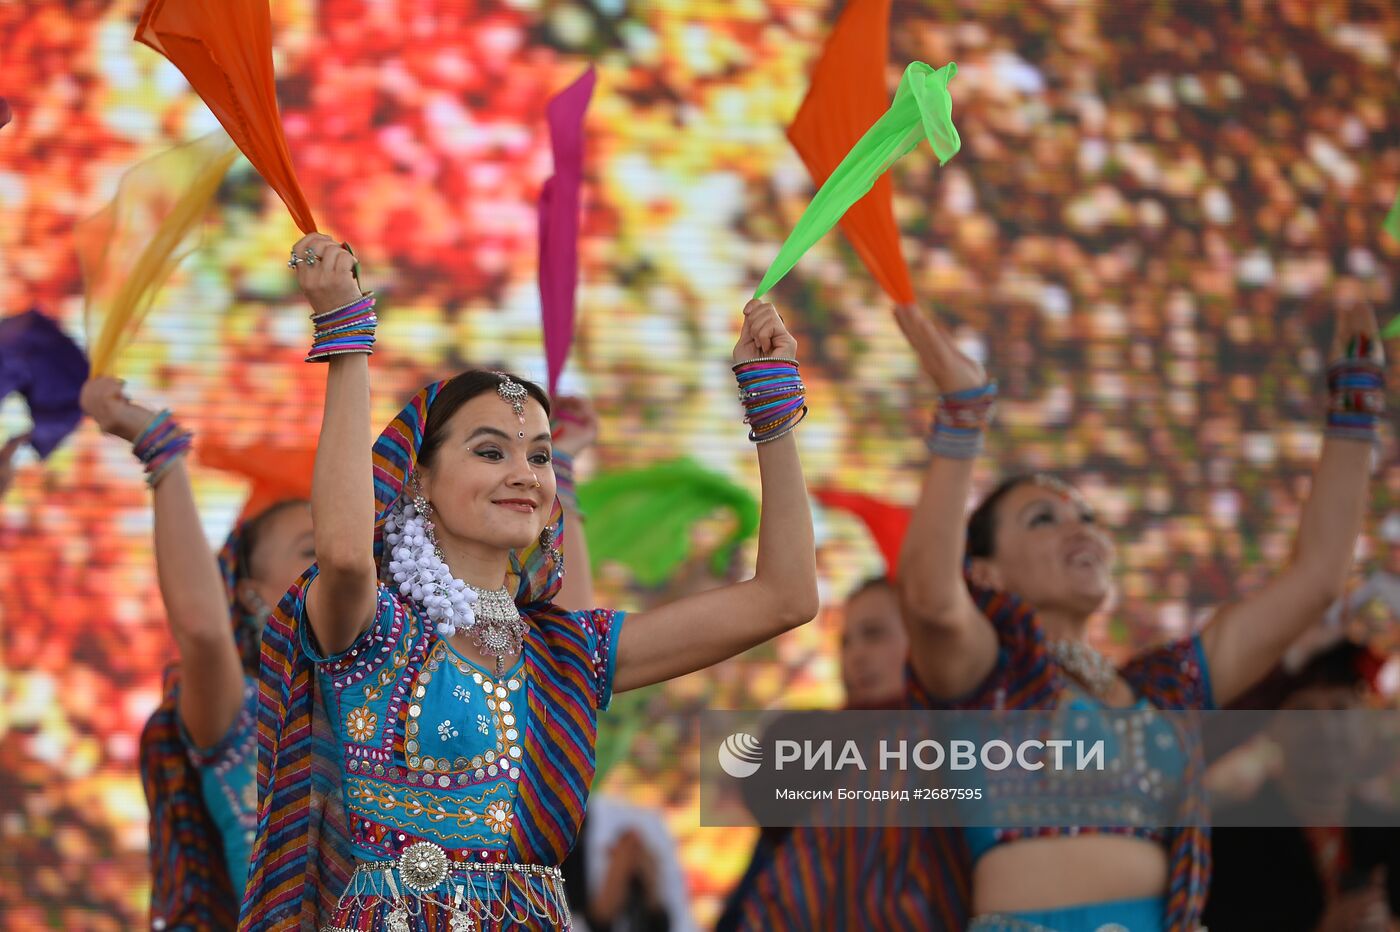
[79,377,156,443]
[733,299,798,364]
[893,303,987,393]
[290,233,363,315]
[551,395,599,457]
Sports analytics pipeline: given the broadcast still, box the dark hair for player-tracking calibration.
[1227,640,1379,712]
[965,474,1058,560]
[419,370,551,469]
[1290,641,1378,693]
[236,498,310,581]
[847,575,893,603]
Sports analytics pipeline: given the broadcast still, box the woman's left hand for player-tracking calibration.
[733,299,798,364]
[552,395,598,457]
[1331,290,1385,364]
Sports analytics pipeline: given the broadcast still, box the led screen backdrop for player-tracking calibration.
[3,1,1400,927]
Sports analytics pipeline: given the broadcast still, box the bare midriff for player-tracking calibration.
[971,834,1168,913]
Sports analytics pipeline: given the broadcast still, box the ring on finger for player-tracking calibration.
[302,247,319,266]
[287,251,301,269]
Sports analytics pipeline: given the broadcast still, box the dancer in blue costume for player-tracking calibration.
[81,376,314,930]
[891,298,1385,931]
[238,235,820,930]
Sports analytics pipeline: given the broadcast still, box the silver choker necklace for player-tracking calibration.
[384,490,527,677]
[466,584,527,675]
[1046,638,1116,699]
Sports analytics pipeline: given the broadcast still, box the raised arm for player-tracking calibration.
[611,300,818,692]
[0,433,27,500]
[891,304,1000,699]
[1322,568,1377,628]
[293,234,380,655]
[1199,303,1382,706]
[79,378,243,748]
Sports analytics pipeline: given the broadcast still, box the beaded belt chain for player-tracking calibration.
[322,841,571,932]
[967,917,1130,932]
[966,915,1204,932]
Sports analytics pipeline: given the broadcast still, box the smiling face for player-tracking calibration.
[416,391,556,556]
[969,478,1116,619]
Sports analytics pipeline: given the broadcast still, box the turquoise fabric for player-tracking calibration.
[184,676,259,895]
[303,586,533,860]
[963,687,1188,863]
[970,895,1166,931]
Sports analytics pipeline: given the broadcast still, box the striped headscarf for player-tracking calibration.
[240,378,612,930]
[366,379,564,600]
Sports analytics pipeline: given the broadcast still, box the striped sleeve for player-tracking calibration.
[1121,634,1216,711]
[294,568,399,668]
[568,608,625,711]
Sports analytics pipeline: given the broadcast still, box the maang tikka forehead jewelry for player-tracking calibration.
[494,372,529,439]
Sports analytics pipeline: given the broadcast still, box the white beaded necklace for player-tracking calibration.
[1046,638,1117,699]
[383,497,527,675]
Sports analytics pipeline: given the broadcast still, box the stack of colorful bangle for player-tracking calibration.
[1326,335,1386,443]
[132,410,193,488]
[734,357,807,444]
[306,294,378,362]
[552,449,580,515]
[927,382,999,460]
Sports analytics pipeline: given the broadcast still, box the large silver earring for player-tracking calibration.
[408,473,448,560]
[409,471,431,516]
[540,526,564,577]
[240,585,274,631]
[247,590,273,616]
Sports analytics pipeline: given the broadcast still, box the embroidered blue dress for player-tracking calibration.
[240,381,627,932]
[305,590,533,864]
[291,569,624,929]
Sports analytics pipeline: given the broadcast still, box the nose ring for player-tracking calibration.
[530,473,542,489]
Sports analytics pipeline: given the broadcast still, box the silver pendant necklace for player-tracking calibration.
[466,583,526,676]
[1046,638,1116,699]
